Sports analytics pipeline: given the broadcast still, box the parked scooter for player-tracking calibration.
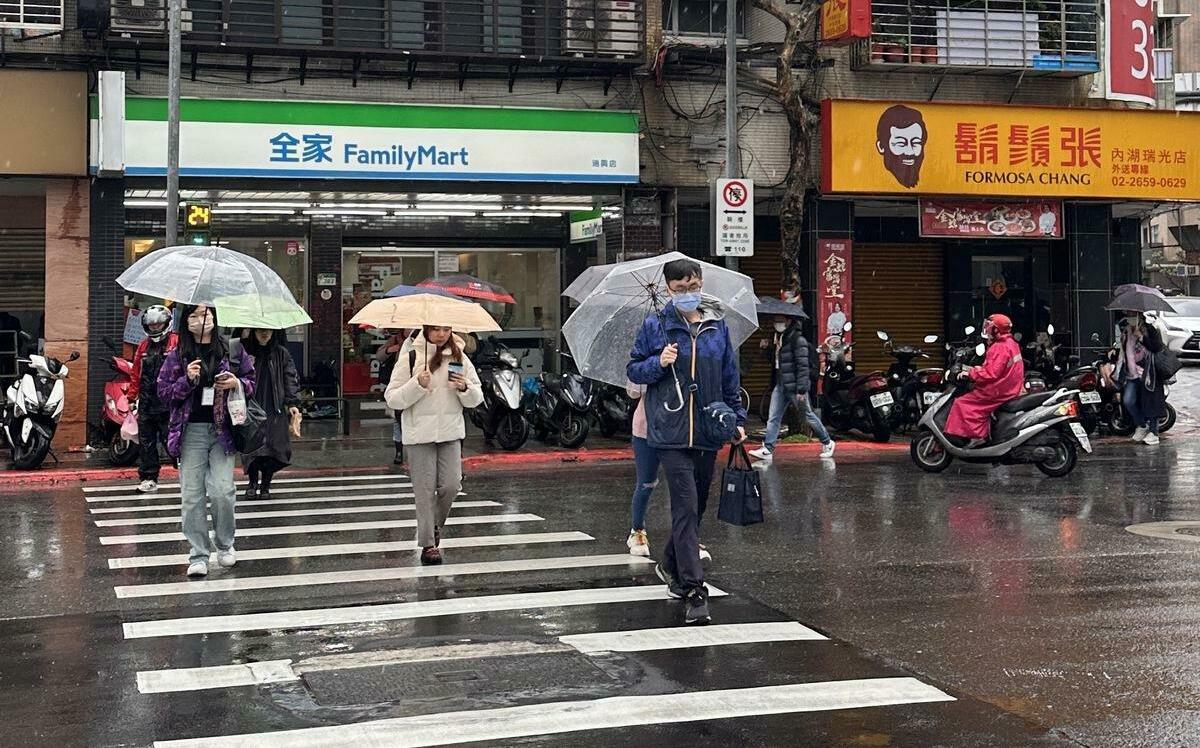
[910,334,1092,477]
[527,352,594,448]
[820,322,894,442]
[2,333,79,469]
[98,336,139,466]
[592,382,634,438]
[877,330,942,432]
[468,336,529,451]
[1021,326,1101,434]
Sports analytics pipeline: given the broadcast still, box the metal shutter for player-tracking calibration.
[852,244,943,374]
[0,228,45,310]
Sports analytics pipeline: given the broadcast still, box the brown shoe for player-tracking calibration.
[420,546,442,565]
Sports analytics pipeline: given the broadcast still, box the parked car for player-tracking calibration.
[1160,297,1200,360]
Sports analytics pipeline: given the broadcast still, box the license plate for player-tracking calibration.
[870,392,894,408]
[922,391,939,406]
[1079,391,1101,404]
[1069,422,1093,453]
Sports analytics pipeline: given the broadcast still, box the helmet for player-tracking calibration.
[983,313,1013,339]
[141,305,173,342]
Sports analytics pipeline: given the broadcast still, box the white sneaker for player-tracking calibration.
[1144,433,1161,445]
[217,549,237,568]
[626,529,650,557]
[1131,426,1149,443]
[819,441,837,459]
[698,543,712,568]
[748,446,773,461]
[186,561,208,578]
[137,480,158,493]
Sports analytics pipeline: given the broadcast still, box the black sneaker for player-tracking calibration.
[654,562,685,599]
[684,589,711,625]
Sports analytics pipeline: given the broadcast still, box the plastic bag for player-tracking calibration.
[120,412,138,442]
[227,381,247,426]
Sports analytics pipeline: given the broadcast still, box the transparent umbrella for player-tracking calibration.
[116,245,300,315]
[561,252,758,389]
[215,294,312,330]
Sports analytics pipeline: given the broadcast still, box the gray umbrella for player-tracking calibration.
[756,296,809,319]
[1105,285,1177,313]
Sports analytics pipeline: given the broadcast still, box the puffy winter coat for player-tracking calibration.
[766,322,813,398]
[627,298,747,451]
[385,333,484,446]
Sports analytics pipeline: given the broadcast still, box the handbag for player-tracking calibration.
[717,444,763,527]
[1154,348,1182,382]
[699,400,738,445]
[227,342,267,453]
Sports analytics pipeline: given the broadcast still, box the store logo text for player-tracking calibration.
[268,132,470,170]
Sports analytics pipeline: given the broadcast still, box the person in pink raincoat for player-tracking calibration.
[946,314,1024,445]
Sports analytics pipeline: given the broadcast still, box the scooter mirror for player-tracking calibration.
[1047,323,1056,336]
[1091,332,1102,343]
[68,351,80,362]
[975,343,986,357]
[924,335,938,344]
[945,343,952,351]
[843,321,854,333]
[964,326,976,336]
[876,330,889,341]
[1014,332,1023,342]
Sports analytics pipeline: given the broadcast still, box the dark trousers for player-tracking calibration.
[137,411,169,482]
[658,447,717,594]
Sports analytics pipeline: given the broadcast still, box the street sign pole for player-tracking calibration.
[723,0,739,269]
[166,0,182,246]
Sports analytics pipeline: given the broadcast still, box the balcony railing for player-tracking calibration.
[0,0,62,30]
[108,0,643,62]
[853,0,1099,76]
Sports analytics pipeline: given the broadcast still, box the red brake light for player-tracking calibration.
[1080,372,1098,391]
[920,370,944,385]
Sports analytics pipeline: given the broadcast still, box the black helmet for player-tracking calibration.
[141,305,172,342]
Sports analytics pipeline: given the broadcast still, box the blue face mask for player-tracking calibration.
[673,292,702,312]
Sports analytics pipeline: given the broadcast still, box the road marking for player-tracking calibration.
[560,621,828,654]
[1126,521,1200,543]
[123,583,728,639]
[107,531,594,569]
[86,482,412,503]
[89,492,436,514]
[138,660,299,694]
[95,501,499,527]
[151,678,954,747]
[99,513,543,546]
[115,554,653,598]
[84,473,405,493]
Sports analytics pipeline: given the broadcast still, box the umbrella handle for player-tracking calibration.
[663,364,686,413]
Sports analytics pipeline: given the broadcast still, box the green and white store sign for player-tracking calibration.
[89,96,639,184]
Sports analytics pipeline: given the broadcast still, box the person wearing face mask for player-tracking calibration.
[1111,310,1167,445]
[157,304,256,578]
[628,258,747,626]
[751,314,834,461]
[241,328,302,499]
[944,313,1023,448]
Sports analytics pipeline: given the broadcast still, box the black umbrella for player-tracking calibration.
[756,296,809,319]
[1105,285,1177,313]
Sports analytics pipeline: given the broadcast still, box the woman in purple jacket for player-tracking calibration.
[157,304,256,578]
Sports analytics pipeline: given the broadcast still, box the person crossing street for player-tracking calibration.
[751,313,835,462]
[129,305,178,493]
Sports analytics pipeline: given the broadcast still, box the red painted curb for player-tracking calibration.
[0,463,394,491]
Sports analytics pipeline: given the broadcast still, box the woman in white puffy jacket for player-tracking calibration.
[385,325,483,565]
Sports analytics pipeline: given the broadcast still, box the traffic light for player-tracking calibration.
[186,232,210,246]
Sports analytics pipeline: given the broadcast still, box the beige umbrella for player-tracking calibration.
[349,293,501,333]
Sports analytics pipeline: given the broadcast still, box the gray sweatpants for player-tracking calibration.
[406,440,462,548]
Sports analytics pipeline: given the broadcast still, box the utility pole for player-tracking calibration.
[166,0,181,246]
[724,0,739,269]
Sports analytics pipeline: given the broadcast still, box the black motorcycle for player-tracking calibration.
[527,352,593,449]
[469,337,529,451]
[876,330,942,432]
[592,382,634,438]
[820,322,894,442]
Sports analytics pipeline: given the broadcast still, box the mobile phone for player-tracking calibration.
[448,362,464,377]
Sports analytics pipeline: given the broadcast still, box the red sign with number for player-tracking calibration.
[1106,0,1157,106]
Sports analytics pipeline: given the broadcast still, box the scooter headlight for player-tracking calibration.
[106,395,116,412]
[500,351,518,367]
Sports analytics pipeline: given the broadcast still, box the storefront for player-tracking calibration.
[811,99,1199,368]
[92,84,637,397]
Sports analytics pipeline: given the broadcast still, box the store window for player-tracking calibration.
[453,249,559,331]
[663,0,744,37]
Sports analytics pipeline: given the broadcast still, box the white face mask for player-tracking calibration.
[188,313,214,339]
[773,322,788,333]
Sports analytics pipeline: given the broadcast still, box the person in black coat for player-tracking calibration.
[241,329,301,499]
[750,315,835,461]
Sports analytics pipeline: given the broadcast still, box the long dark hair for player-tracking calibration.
[422,325,461,373]
[176,304,228,380]
[244,328,287,358]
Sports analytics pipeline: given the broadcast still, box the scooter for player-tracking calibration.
[468,337,529,451]
[2,334,79,469]
[98,336,139,466]
[909,336,1092,477]
[527,351,593,449]
[877,330,942,432]
[820,322,893,442]
[592,382,634,438]
[1021,326,1101,434]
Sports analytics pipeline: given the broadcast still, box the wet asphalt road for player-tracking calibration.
[4,392,1200,745]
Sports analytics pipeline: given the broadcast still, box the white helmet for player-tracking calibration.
[141,305,172,342]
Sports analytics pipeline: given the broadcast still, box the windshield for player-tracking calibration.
[1166,299,1200,317]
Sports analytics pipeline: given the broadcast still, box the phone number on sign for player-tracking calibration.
[1111,176,1188,189]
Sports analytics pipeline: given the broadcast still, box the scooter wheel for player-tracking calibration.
[109,432,140,467]
[1108,409,1135,437]
[910,430,952,473]
[559,413,589,449]
[1159,403,1177,434]
[1036,437,1077,478]
[496,413,529,451]
[12,431,50,470]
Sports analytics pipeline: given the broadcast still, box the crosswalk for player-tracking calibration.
[86,469,959,746]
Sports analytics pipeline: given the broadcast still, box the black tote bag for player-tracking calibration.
[717,444,763,526]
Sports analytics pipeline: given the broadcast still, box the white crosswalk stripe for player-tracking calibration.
[81,470,959,745]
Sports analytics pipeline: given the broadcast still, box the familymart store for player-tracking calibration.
[91,84,636,396]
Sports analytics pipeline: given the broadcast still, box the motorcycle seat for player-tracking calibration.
[995,391,1057,414]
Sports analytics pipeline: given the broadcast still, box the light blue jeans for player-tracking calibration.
[763,385,831,451]
[630,436,660,530]
[179,422,237,564]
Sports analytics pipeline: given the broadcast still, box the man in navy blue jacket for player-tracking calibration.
[628,258,747,625]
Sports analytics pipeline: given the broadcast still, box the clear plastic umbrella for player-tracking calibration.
[116,246,300,316]
[561,252,758,388]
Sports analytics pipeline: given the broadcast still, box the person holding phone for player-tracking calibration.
[385,324,483,565]
[157,304,256,579]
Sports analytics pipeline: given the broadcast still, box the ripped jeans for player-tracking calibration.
[630,436,660,530]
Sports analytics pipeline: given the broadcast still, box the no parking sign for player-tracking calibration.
[714,178,754,257]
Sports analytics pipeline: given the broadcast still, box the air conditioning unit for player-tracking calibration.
[111,0,191,35]
[563,0,640,58]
